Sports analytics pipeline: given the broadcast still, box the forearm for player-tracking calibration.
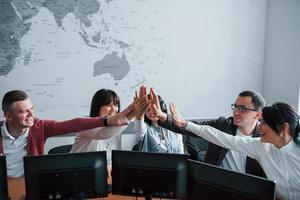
[133,119,147,138]
[77,125,127,140]
[185,122,258,158]
[158,114,193,135]
[43,117,104,137]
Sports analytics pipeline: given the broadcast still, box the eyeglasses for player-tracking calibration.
[231,104,258,112]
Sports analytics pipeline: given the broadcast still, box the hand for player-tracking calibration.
[169,102,188,128]
[134,85,148,120]
[134,95,150,120]
[124,98,138,121]
[107,103,134,126]
[149,87,167,122]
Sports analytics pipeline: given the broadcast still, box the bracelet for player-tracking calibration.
[103,116,109,126]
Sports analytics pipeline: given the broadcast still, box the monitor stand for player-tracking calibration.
[145,194,152,200]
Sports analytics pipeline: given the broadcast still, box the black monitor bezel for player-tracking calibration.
[24,151,108,200]
[0,156,9,200]
[112,150,189,199]
[187,159,276,200]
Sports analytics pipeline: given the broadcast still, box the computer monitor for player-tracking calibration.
[187,160,276,200]
[24,151,108,200]
[0,156,9,200]
[112,150,189,200]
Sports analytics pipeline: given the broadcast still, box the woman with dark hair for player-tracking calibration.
[70,89,131,176]
[133,86,184,153]
[154,100,300,200]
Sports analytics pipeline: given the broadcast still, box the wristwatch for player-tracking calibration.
[103,116,109,126]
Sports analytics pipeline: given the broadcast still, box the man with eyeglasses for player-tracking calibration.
[157,90,266,177]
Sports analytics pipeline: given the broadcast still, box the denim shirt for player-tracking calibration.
[134,119,184,154]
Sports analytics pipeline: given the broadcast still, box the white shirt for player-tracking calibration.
[221,129,252,173]
[1,122,28,177]
[134,119,184,153]
[186,122,300,200]
[70,126,127,164]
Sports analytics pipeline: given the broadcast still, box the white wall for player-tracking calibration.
[263,0,300,108]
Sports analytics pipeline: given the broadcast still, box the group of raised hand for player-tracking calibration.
[108,85,190,128]
[106,85,193,127]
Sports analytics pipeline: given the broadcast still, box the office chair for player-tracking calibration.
[186,142,205,161]
[48,144,73,154]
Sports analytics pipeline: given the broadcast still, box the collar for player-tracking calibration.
[236,123,260,138]
[1,121,29,140]
[236,128,252,138]
[280,139,298,153]
[152,123,161,130]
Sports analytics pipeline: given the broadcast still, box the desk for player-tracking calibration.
[8,178,168,200]
[8,178,25,200]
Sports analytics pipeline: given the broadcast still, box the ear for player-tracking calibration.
[279,122,289,137]
[255,111,262,120]
[4,111,11,120]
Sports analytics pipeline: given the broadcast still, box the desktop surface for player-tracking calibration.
[8,177,173,200]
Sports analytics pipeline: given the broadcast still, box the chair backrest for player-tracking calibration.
[131,134,145,151]
[186,142,204,161]
[48,144,73,154]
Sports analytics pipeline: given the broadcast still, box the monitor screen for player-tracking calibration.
[187,160,276,200]
[0,156,9,200]
[24,151,108,200]
[112,150,189,200]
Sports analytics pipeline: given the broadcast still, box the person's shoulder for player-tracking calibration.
[31,118,50,127]
[204,116,236,134]
[216,116,236,127]
[32,118,42,124]
[204,116,233,127]
[215,116,233,124]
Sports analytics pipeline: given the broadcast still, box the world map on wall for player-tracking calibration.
[0,0,265,119]
[0,0,166,118]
